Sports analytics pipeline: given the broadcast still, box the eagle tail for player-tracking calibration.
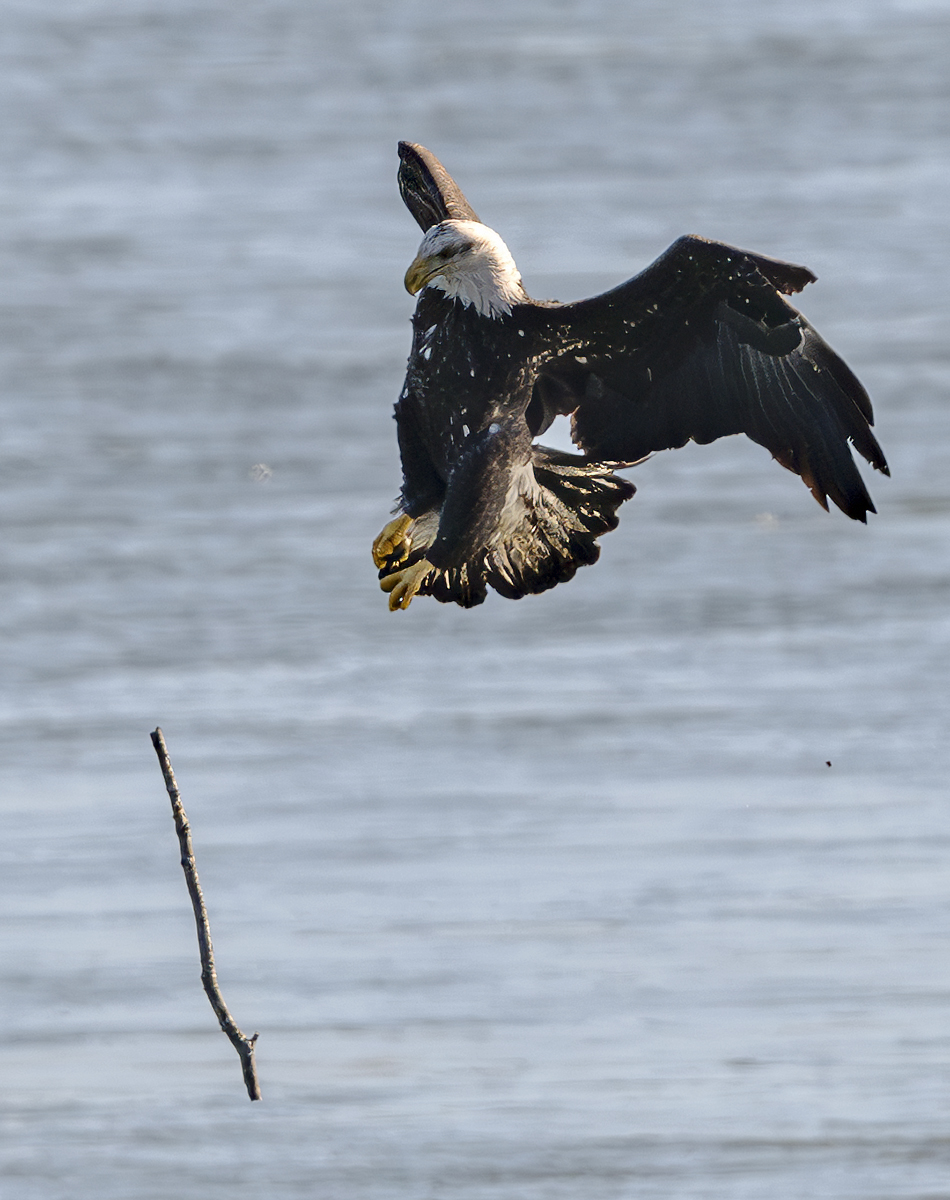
[377,450,636,608]
[482,448,636,601]
[390,450,633,607]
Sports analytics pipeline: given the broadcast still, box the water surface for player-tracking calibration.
[2,2,950,1196]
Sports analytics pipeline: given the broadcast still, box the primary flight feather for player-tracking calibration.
[373,142,888,610]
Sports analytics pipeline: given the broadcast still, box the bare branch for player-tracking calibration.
[150,727,261,1101]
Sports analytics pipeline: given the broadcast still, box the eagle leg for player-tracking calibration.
[372,514,414,569]
[379,557,433,611]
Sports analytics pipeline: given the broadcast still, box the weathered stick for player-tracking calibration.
[150,727,261,1101]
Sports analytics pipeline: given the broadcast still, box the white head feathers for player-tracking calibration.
[404,219,528,319]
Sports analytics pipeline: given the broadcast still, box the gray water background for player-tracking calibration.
[2,1,950,1196]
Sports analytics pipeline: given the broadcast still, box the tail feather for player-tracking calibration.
[484,448,634,600]
[378,447,636,607]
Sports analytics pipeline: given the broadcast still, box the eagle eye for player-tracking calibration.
[436,240,473,260]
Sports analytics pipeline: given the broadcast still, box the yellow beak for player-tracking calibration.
[404,254,439,296]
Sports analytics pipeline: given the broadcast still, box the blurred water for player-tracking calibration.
[2,1,950,1197]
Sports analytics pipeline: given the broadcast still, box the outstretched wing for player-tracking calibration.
[398,142,481,232]
[531,235,888,521]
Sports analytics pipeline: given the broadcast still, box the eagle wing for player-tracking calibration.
[397,142,481,232]
[531,235,888,521]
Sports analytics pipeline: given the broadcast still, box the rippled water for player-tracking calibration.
[2,2,950,1197]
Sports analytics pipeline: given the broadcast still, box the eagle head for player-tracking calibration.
[404,219,528,318]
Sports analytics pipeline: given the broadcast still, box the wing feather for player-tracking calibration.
[531,235,888,521]
[397,142,481,232]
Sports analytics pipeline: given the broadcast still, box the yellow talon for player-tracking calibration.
[379,557,433,610]
[372,514,414,568]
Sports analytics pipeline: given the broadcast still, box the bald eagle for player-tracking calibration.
[373,142,888,610]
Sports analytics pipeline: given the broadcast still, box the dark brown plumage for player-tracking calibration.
[373,143,888,610]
